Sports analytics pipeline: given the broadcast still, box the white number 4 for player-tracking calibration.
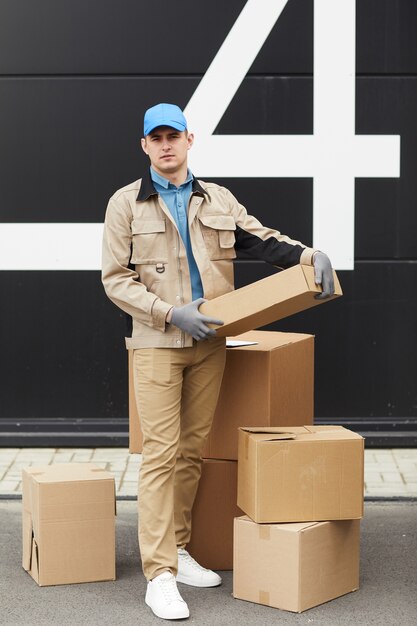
[185,0,400,270]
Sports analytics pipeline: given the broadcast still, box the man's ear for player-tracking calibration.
[141,137,148,155]
[187,132,194,150]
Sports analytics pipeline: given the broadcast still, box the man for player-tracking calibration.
[102,103,334,620]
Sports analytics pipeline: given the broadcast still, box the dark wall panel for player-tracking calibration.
[357,0,417,74]
[0,271,127,418]
[0,0,242,75]
[2,1,417,76]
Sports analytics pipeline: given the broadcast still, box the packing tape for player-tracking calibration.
[259,590,270,605]
[259,525,270,541]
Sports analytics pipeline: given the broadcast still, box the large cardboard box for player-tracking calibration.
[129,331,314,457]
[238,426,364,523]
[187,459,243,570]
[203,331,314,460]
[22,463,116,586]
[199,264,342,337]
[233,515,360,612]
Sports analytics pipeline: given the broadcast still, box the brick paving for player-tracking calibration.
[0,447,416,497]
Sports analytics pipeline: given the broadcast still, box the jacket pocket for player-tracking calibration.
[199,214,236,260]
[131,219,168,263]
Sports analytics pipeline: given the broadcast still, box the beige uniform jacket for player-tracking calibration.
[102,171,316,349]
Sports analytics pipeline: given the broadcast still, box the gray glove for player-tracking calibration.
[313,252,335,299]
[170,298,224,341]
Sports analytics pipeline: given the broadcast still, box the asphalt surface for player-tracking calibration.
[1,500,416,626]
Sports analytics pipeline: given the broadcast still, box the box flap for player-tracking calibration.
[257,434,297,442]
[240,427,297,434]
[226,330,314,351]
[273,521,322,533]
[235,515,320,533]
[303,425,364,441]
[25,463,114,484]
[239,426,304,440]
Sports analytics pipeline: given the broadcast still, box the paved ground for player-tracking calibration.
[1,500,416,626]
[0,447,416,497]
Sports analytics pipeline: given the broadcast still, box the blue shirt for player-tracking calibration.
[150,167,204,300]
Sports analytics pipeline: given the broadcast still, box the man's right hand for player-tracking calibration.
[169,298,224,341]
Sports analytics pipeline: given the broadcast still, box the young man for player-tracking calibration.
[102,103,334,620]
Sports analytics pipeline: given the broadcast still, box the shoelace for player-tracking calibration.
[158,575,184,604]
[178,549,209,572]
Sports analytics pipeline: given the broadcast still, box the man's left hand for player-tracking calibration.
[313,252,335,299]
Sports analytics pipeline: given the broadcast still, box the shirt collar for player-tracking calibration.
[137,168,208,201]
[150,167,193,190]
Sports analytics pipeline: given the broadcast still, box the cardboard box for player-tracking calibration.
[238,426,364,523]
[129,331,314,457]
[233,515,360,612]
[203,331,314,460]
[187,459,243,570]
[199,264,342,337]
[22,463,116,586]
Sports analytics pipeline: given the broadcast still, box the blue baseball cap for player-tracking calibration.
[143,103,187,136]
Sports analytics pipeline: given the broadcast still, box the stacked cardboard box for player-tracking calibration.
[202,331,314,460]
[234,516,361,613]
[237,426,364,523]
[233,426,364,612]
[22,463,116,586]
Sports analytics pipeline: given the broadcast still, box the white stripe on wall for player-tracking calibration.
[0,223,103,270]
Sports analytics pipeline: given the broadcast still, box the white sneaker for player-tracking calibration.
[145,571,190,620]
[176,548,222,587]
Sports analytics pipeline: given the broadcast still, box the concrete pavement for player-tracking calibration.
[1,500,416,625]
[1,447,417,497]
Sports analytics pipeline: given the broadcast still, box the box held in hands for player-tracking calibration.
[200,264,342,337]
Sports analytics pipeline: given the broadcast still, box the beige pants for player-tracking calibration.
[133,337,226,581]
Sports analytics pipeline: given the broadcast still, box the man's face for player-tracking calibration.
[141,126,193,177]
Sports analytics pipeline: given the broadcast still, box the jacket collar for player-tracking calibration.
[136,169,208,201]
